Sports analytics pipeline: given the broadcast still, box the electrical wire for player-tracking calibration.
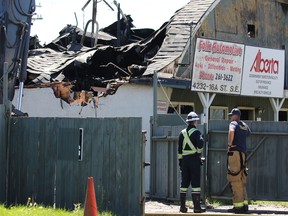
[8,0,26,25]
[6,0,27,49]
[2,25,23,77]
[15,0,34,17]
[2,0,34,79]
[157,77,187,125]
[2,26,16,48]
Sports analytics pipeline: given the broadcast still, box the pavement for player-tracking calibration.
[145,201,288,216]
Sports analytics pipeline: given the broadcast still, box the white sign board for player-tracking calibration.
[191,38,245,94]
[157,100,168,114]
[241,46,285,98]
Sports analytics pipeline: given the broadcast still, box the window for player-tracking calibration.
[237,107,255,120]
[167,102,194,114]
[279,109,288,121]
[247,24,255,38]
[210,106,228,120]
[181,105,194,114]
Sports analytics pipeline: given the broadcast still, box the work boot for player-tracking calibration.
[192,193,206,213]
[180,193,188,213]
[244,204,249,213]
[227,206,246,214]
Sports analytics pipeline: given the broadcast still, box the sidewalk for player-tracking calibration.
[145,200,288,216]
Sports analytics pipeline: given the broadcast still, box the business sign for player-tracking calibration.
[157,100,168,114]
[241,46,285,98]
[191,38,245,94]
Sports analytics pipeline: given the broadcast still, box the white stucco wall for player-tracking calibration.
[13,83,173,193]
[14,87,98,117]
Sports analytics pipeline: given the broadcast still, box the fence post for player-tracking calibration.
[201,123,207,206]
[2,62,12,206]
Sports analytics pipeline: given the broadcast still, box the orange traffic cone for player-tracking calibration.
[84,177,98,216]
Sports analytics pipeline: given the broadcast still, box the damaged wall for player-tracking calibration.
[12,83,173,192]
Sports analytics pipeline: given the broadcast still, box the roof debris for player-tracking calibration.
[24,1,215,104]
[26,15,168,103]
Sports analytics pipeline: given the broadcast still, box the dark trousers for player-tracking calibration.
[180,155,201,193]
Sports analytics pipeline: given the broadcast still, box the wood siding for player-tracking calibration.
[0,105,6,201]
[197,0,288,88]
[150,117,288,201]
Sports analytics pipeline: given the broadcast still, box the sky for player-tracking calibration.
[31,0,189,44]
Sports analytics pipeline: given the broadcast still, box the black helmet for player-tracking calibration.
[228,108,241,116]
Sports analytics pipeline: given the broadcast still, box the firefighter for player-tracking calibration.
[227,108,251,213]
[178,111,205,213]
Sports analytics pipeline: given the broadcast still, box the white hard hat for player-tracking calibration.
[186,112,199,122]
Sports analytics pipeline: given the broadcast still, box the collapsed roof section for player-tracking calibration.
[26,0,216,97]
[143,0,217,78]
[26,16,168,92]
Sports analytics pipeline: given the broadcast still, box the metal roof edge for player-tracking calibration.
[130,76,191,90]
[158,77,191,89]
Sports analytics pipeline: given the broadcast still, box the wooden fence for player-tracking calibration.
[150,118,288,201]
[5,117,144,216]
[2,112,288,214]
[0,105,6,202]
[208,120,288,200]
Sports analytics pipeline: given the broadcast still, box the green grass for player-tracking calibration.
[0,204,114,216]
[206,197,232,207]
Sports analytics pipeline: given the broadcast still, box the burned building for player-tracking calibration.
[12,0,288,192]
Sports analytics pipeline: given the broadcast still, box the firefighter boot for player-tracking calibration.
[244,204,249,213]
[180,193,188,213]
[192,194,206,213]
[227,206,246,214]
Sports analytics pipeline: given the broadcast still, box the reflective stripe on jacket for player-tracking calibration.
[178,128,202,159]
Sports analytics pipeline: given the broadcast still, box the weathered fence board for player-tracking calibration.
[150,117,288,202]
[7,117,144,216]
[208,120,288,201]
[0,105,6,202]
[150,118,205,200]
